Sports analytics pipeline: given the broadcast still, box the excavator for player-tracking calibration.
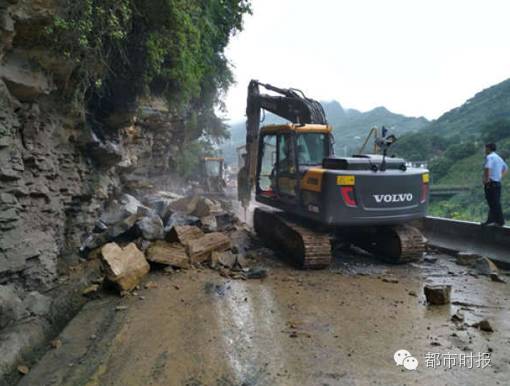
[238,80,429,268]
[198,156,226,195]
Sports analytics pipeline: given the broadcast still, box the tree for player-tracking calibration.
[481,119,510,144]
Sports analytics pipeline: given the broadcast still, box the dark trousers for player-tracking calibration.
[484,181,504,225]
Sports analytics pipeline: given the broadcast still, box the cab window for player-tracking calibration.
[276,134,297,197]
[205,161,221,177]
[297,133,327,166]
[277,134,295,174]
[258,134,276,192]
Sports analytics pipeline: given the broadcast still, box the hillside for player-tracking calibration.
[222,100,429,164]
[394,78,510,160]
[426,78,510,136]
[393,78,510,222]
[426,134,510,222]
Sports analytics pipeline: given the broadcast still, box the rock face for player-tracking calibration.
[23,291,51,316]
[0,2,187,329]
[136,214,164,241]
[101,243,150,292]
[0,285,28,328]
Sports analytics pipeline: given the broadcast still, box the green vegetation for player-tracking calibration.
[394,78,510,222]
[43,0,251,177]
[429,132,510,222]
[173,138,221,179]
[46,0,250,107]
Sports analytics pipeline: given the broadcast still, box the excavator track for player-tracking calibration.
[254,207,332,269]
[349,224,426,264]
[393,225,427,262]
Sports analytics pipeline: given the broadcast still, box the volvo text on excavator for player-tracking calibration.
[238,80,429,268]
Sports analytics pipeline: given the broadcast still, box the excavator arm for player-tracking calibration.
[241,80,328,204]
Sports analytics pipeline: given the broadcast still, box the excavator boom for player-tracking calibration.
[243,80,328,195]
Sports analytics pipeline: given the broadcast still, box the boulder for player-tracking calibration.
[472,319,494,332]
[164,212,200,231]
[99,194,142,226]
[199,212,235,233]
[146,241,189,269]
[168,196,222,217]
[136,213,164,241]
[101,243,150,292]
[455,252,480,266]
[143,194,175,221]
[169,195,200,214]
[474,257,499,276]
[214,212,236,231]
[211,250,237,269]
[0,54,55,101]
[186,232,231,264]
[191,197,222,218]
[0,285,28,328]
[167,225,204,245]
[424,284,451,305]
[80,233,108,253]
[80,213,139,253]
[108,213,139,239]
[236,254,253,270]
[200,215,218,232]
[245,267,268,279]
[23,291,51,316]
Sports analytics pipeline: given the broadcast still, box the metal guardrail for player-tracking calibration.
[421,217,510,267]
[429,186,471,198]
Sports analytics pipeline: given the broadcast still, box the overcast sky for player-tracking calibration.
[223,0,510,122]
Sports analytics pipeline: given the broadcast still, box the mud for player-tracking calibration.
[15,251,510,386]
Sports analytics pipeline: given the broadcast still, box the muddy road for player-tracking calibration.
[16,250,510,386]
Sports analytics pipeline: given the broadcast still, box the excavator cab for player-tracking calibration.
[199,157,226,195]
[256,124,332,203]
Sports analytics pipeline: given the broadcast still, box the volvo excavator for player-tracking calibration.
[238,80,429,268]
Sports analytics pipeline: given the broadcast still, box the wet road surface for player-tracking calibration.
[17,251,510,386]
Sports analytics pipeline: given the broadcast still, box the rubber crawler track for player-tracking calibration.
[349,224,426,263]
[254,207,426,266]
[254,207,331,269]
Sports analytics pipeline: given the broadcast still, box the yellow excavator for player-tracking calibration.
[238,80,429,268]
[199,157,226,195]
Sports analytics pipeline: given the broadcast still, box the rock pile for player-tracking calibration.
[81,192,259,292]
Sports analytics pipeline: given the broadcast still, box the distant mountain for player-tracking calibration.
[424,78,510,136]
[393,77,510,162]
[323,102,429,155]
[222,101,430,163]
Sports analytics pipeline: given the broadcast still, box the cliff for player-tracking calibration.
[0,0,249,330]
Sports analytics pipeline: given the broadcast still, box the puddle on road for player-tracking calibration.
[212,280,287,385]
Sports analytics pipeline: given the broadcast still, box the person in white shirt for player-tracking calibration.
[483,143,508,226]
